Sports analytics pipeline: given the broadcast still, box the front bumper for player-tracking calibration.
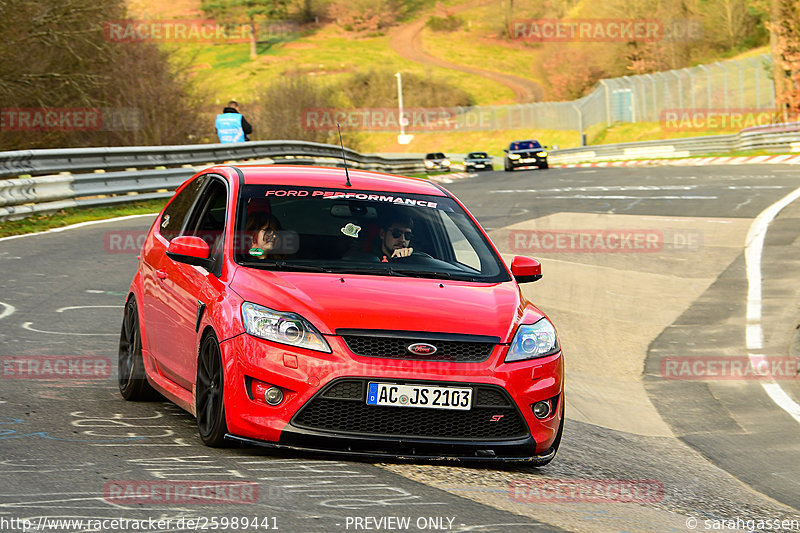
[507,154,547,168]
[466,161,492,170]
[221,333,563,459]
[226,432,556,463]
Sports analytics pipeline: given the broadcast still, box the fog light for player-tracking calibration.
[532,400,552,419]
[264,386,284,406]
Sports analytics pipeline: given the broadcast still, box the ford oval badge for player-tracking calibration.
[407,343,437,355]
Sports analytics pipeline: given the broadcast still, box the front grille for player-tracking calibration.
[292,379,527,440]
[342,336,494,363]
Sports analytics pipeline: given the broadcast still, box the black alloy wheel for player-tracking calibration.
[118,297,158,401]
[196,333,229,447]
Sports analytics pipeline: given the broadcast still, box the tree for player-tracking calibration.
[770,0,800,119]
[0,0,207,149]
[202,0,288,59]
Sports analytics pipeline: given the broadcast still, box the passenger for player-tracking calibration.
[246,213,284,259]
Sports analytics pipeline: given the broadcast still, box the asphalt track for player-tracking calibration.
[1,164,800,532]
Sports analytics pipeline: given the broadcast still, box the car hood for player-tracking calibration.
[230,268,537,342]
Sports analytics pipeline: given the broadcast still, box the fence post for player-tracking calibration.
[698,64,712,109]
[715,62,729,110]
[684,68,696,111]
[600,80,611,127]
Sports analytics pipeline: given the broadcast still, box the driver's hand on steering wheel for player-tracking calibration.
[391,247,413,258]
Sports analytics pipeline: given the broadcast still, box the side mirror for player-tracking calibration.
[167,236,213,270]
[510,256,542,283]
[503,149,509,153]
[544,145,550,149]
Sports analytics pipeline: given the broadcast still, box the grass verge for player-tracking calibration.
[0,199,167,238]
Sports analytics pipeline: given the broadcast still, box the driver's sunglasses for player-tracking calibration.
[390,229,413,240]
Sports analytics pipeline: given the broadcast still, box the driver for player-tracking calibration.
[378,214,414,261]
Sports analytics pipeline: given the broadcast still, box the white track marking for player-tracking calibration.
[56,305,122,313]
[0,302,15,321]
[21,322,117,337]
[745,185,800,424]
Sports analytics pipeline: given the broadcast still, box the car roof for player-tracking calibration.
[227,165,449,196]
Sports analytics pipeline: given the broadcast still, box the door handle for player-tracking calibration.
[156,269,168,280]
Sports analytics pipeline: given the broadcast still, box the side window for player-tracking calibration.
[159,175,208,241]
[185,179,228,259]
[441,212,481,271]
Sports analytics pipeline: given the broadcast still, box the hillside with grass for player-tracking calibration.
[122,0,776,155]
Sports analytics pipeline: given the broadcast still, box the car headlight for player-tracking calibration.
[425,160,434,168]
[537,151,548,157]
[241,302,331,353]
[505,318,559,363]
[508,153,521,160]
[442,160,451,166]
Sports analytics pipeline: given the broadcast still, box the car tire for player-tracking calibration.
[196,332,229,447]
[118,296,159,401]
[539,162,549,169]
[504,162,513,172]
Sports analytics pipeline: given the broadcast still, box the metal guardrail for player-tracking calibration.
[549,122,800,165]
[0,140,425,220]
[2,124,800,220]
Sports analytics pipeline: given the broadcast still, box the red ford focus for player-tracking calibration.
[119,165,564,463]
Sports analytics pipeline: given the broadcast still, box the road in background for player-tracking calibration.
[1,164,799,532]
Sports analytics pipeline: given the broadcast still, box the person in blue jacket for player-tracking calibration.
[215,100,253,143]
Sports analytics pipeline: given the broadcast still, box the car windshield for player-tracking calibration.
[510,141,541,150]
[426,153,445,159]
[468,152,488,158]
[234,185,510,283]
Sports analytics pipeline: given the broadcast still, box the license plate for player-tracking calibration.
[366,382,472,410]
[521,158,536,163]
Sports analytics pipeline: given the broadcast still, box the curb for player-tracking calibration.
[554,154,800,168]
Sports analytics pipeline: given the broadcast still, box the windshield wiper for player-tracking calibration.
[251,261,328,273]
[385,269,479,281]
[327,266,410,277]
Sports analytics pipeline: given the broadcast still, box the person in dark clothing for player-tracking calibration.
[215,100,253,143]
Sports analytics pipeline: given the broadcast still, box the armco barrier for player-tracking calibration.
[2,123,800,220]
[0,140,424,221]
[549,122,800,165]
